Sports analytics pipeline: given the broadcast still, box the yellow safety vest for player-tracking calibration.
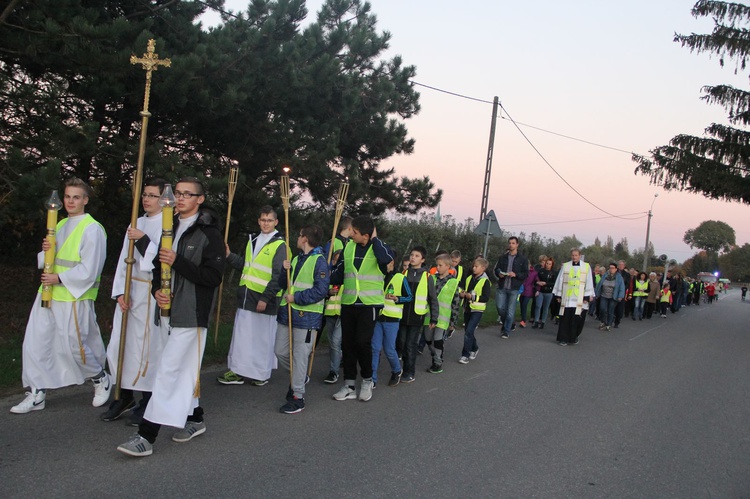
[341,241,385,306]
[381,273,406,319]
[280,254,325,314]
[425,275,459,328]
[39,214,104,302]
[633,280,648,297]
[465,275,488,312]
[413,272,429,316]
[239,237,284,294]
[660,290,671,303]
[324,285,344,317]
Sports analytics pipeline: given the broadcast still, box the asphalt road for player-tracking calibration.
[2,290,749,498]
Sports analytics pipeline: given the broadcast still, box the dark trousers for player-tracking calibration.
[340,305,376,381]
[644,301,656,319]
[556,307,587,343]
[138,406,204,444]
[615,300,624,325]
[401,324,423,377]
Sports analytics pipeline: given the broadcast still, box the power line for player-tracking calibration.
[502,212,648,227]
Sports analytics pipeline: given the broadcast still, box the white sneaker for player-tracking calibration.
[458,356,469,364]
[332,385,356,401]
[10,390,46,414]
[92,373,111,407]
[359,379,373,402]
[469,349,478,360]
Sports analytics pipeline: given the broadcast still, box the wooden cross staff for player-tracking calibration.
[115,39,170,400]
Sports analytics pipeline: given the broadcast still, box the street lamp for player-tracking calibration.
[642,193,659,271]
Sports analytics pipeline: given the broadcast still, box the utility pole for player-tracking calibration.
[479,96,499,221]
[642,193,658,271]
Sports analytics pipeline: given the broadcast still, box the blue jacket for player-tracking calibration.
[595,272,625,300]
[277,247,330,330]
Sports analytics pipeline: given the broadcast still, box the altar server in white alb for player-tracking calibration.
[217,205,286,386]
[117,177,225,457]
[11,177,110,414]
[100,178,166,424]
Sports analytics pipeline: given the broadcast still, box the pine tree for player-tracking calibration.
[633,1,750,203]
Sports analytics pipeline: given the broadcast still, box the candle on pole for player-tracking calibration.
[159,184,176,317]
[280,166,294,386]
[214,164,240,346]
[41,190,63,308]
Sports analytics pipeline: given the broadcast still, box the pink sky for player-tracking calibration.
[206,1,749,263]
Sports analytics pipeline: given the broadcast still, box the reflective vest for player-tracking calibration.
[425,275,460,328]
[333,237,344,253]
[465,275,488,312]
[413,272,429,315]
[239,237,284,294]
[342,242,385,306]
[280,253,325,314]
[455,266,464,287]
[633,280,648,297]
[381,273,406,319]
[39,214,104,302]
[324,285,344,316]
[660,289,672,303]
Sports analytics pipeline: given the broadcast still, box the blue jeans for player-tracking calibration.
[462,311,482,357]
[633,296,646,320]
[495,288,520,333]
[324,316,342,374]
[371,321,401,383]
[534,292,553,323]
[599,297,617,326]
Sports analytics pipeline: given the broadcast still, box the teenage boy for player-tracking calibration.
[117,177,224,457]
[330,216,395,402]
[398,245,438,383]
[458,258,490,364]
[274,225,329,414]
[424,254,460,373]
[12,178,109,414]
[101,178,166,424]
[218,206,286,386]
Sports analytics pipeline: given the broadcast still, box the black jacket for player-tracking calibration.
[152,208,225,328]
[494,252,529,290]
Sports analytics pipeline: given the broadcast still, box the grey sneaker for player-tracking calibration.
[172,421,206,443]
[333,385,356,401]
[117,434,153,457]
[359,378,374,402]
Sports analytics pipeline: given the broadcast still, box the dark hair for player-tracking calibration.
[508,236,519,244]
[300,224,323,248]
[435,249,449,257]
[609,262,618,268]
[411,245,427,259]
[144,177,166,194]
[176,177,205,196]
[638,272,648,280]
[351,215,375,237]
[259,205,278,219]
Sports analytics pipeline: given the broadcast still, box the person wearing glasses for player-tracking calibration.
[118,177,225,457]
[101,178,166,425]
[217,205,286,386]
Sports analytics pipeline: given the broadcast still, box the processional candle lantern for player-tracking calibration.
[159,184,176,317]
[41,190,63,308]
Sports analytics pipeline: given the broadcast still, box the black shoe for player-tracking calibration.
[100,398,135,422]
[573,338,580,345]
[531,323,539,329]
[280,397,305,414]
[286,386,294,402]
[417,347,424,355]
[614,324,619,329]
[126,403,145,427]
[501,333,509,339]
[511,323,516,331]
[427,363,443,374]
[539,323,545,329]
[401,374,415,383]
[323,371,338,384]
[388,370,402,387]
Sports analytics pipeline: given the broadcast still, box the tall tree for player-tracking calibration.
[632,1,750,202]
[683,219,736,253]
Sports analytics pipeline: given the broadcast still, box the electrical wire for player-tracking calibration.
[502,212,648,227]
